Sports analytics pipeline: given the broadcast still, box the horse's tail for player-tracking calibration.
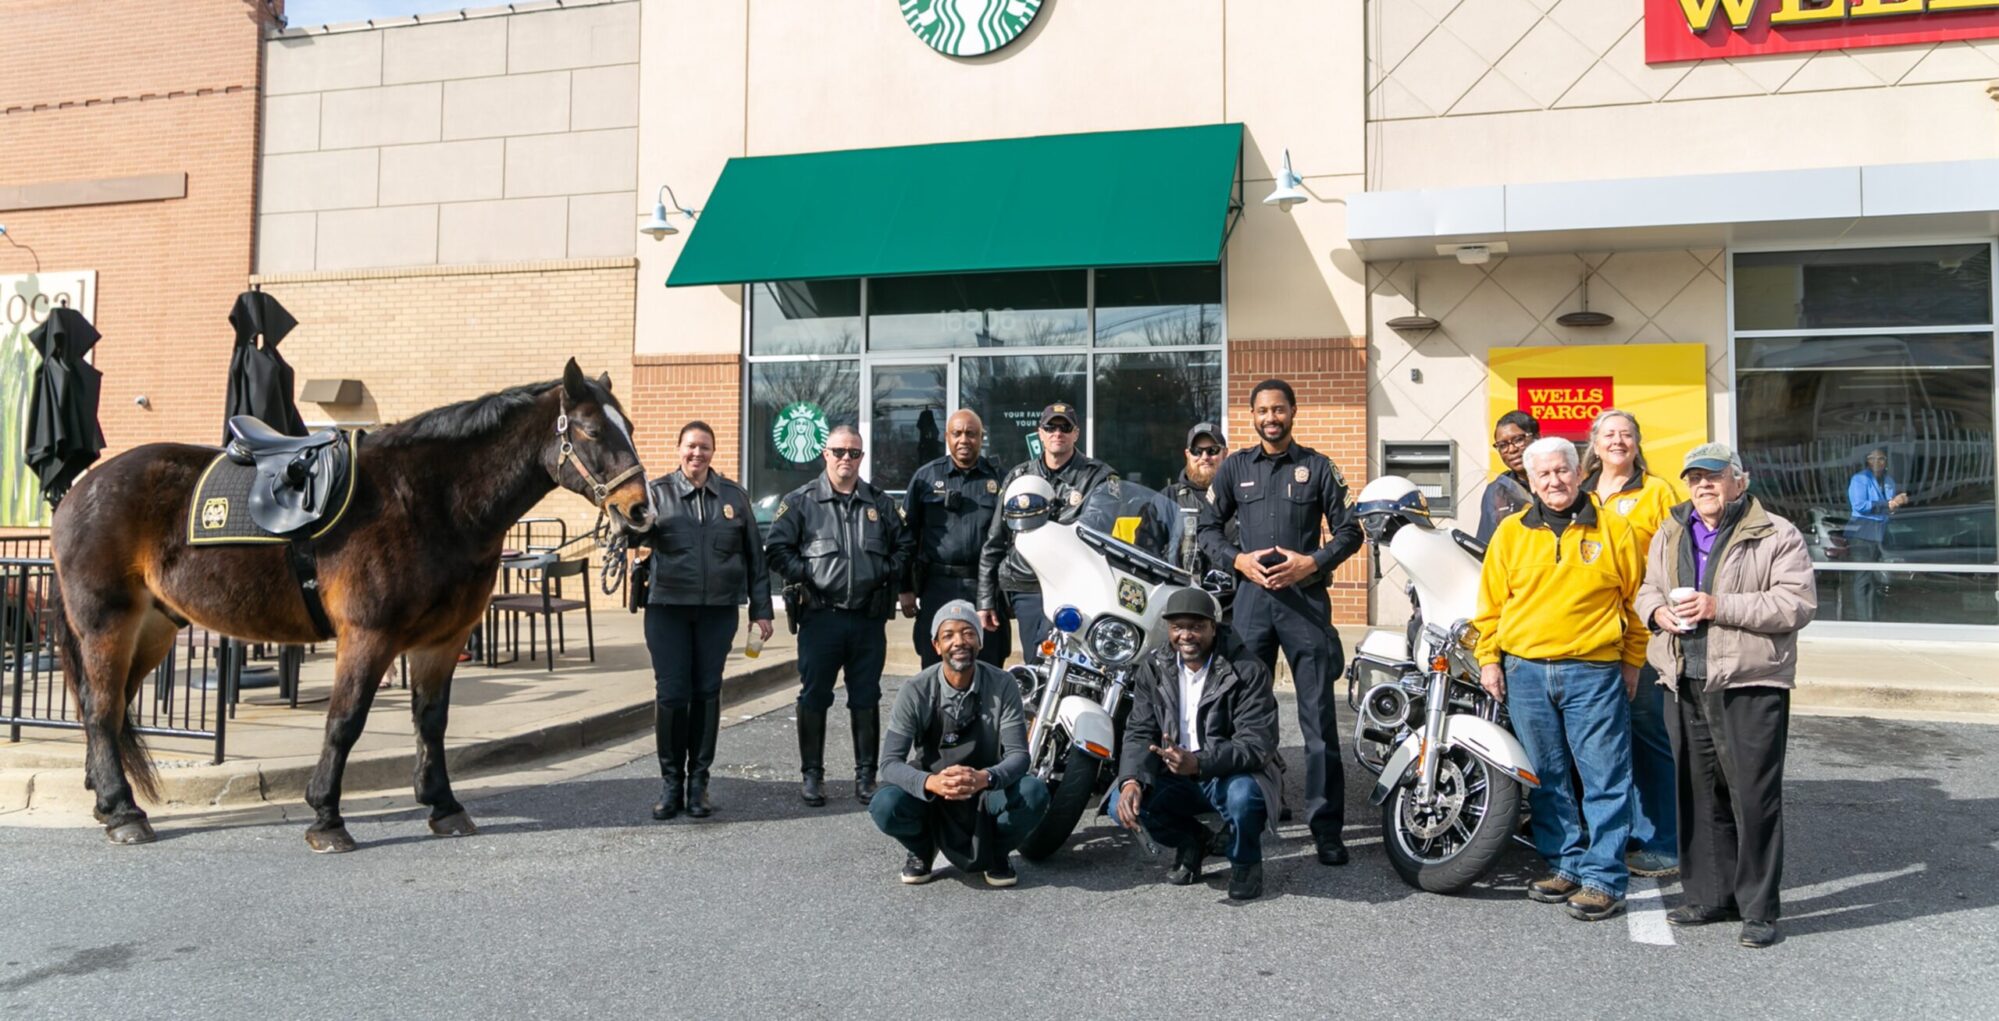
[47,560,160,803]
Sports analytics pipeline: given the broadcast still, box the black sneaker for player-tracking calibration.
[900,852,936,885]
[1739,919,1779,948]
[1667,903,1739,927]
[983,855,1018,888]
[1315,835,1350,867]
[1167,842,1205,886]
[1228,863,1264,901]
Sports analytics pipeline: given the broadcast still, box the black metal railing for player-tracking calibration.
[1,557,231,764]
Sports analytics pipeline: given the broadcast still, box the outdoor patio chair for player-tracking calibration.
[488,557,595,671]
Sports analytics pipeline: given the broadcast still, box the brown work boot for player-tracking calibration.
[1565,888,1626,921]
[1528,875,1580,904]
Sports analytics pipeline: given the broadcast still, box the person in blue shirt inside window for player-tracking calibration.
[1844,447,1907,622]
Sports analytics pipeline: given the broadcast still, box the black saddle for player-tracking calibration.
[224,415,351,537]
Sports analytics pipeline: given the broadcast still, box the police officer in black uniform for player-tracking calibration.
[977,401,1118,663]
[900,409,1010,670]
[764,424,915,807]
[1198,379,1363,865]
[1166,421,1237,579]
[640,421,773,821]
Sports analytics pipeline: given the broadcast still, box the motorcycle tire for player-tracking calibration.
[1016,744,1104,862]
[1381,748,1523,894]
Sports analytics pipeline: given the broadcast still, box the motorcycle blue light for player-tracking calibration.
[1052,606,1084,633]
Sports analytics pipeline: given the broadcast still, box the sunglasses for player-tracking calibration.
[1040,422,1074,434]
[826,447,864,461]
[1189,445,1223,458]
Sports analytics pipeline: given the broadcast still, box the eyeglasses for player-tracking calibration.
[1040,422,1074,434]
[1189,445,1223,458]
[1493,437,1532,452]
[826,447,864,461]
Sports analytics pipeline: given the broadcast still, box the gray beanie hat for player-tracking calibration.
[931,598,983,648]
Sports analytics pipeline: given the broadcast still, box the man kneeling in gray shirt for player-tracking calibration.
[870,600,1050,887]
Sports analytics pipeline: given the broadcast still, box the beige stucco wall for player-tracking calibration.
[258,0,641,273]
[1367,0,1999,190]
[636,0,1371,357]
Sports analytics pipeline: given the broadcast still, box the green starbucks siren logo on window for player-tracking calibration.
[773,402,831,464]
[900,0,1042,57]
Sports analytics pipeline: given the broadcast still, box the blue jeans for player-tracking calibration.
[1627,666,1678,858]
[868,777,1050,865]
[1109,773,1267,865]
[1503,655,1633,898]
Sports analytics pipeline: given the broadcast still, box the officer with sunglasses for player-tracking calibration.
[977,401,1118,663]
[765,424,915,808]
[1165,421,1239,580]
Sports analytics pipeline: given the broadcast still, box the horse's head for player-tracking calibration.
[550,358,653,533]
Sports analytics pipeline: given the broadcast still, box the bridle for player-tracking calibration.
[550,392,646,596]
[553,394,644,507]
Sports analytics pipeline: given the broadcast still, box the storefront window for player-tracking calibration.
[745,360,860,520]
[958,354,1089,471]
[868,271,1086,350]
[1733,245,1998,627]
[749,280,861,355]
[1093,350,1223,488]
[1094,265,1223,348]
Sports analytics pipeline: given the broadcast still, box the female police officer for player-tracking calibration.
[640,421,773,820]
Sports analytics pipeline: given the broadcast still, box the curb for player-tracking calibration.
[0,655,800,818]
[1792,677,1999,717]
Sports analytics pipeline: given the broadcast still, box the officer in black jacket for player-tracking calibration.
[640,421,774,821]
[1165,420,1238,579]
[764,424,915,807]
[977,401,1117,663]
[1198,379,1363,866]
[900,409,1009,670]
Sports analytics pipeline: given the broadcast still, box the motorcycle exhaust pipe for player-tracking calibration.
[1360,683,1412,732]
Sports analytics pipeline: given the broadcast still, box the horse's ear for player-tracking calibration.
[597,371,614,393]
[562,359,590,402]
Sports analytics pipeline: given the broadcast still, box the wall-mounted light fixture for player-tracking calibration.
[1385,273,1440,331]
[1439,241,1508,266]
[639,184,699,240]
[1555,271,1615,328]
[1263,149,1308,211]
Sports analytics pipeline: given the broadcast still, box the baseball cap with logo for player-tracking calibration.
[1186,421,1226,450]
[1681,441,1743,477]
[1039,402,1079,429]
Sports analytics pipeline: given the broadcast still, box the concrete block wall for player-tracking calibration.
[258,0,640,275]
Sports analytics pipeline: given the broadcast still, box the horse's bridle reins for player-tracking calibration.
[553,394,644,507]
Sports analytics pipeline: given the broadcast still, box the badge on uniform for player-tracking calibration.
[1580,540,1602,564]
[1067,490,1082,507]
[1293,466,1309,484]
[933,479,946,491]
[867,506,879,522]
[1117,578,1147,614]
[986,479,998,494]
[723,503,735,520]
[1616,497,1637,516]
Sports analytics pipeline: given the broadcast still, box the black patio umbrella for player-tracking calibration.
[222,290,306,442]
[24,307,107,509]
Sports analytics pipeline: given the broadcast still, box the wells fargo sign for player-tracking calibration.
[1647,0,1999,63]
[1487,343,1707,486]
[1517,377,1614,441]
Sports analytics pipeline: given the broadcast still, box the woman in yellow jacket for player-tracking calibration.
[1580,408,1682,879]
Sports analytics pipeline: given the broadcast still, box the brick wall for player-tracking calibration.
[249,258,637,540]
[1226,337,1369,625]
[0,0,268,458]
[631,353,742,482]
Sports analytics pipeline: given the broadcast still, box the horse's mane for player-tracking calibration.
[368,380,555,448]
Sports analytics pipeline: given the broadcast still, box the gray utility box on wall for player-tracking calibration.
[1381,441,1457,517]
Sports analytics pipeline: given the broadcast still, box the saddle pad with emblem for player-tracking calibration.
[186,447,357,546]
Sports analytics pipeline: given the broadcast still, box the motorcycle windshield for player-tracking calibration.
[1076,480,1184,564]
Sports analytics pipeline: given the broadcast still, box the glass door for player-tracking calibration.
[863,360,951,495]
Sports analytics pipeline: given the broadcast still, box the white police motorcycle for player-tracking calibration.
[1347,476,1541,893]
[1001,474,1229,860]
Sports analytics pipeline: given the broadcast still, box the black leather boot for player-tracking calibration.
[685,697,720,818]
[651,703,688,821]
[851,706,881,803]
[798,706,828,807]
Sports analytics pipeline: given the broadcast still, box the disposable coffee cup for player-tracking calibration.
[745,629,766,659]
[1667,587,1696,631]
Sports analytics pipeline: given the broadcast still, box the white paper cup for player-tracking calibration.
[1669,586,1696,603]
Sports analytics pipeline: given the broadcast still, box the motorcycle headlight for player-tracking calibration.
[1085,616,1142,665]
[1449,620,1480,650]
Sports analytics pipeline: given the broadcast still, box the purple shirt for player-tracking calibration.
[1691,514,1720,586]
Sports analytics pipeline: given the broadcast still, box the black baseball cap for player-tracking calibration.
[1039,402,1079,429]
[1186,422,1225,449]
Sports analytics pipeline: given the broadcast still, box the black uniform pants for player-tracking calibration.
[1670,676,1789,922]
[797,608,887,713]
[1009,592,1049,665]
[644,605,737,707]
[913,575,1010,669]
[1232,582,1346,840]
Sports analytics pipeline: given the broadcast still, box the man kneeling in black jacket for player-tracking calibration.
[1110,588,1281,900]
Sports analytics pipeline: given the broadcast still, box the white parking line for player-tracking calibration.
[1627,876,1676,946]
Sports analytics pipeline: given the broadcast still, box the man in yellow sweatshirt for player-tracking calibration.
[1473,436,1647,922]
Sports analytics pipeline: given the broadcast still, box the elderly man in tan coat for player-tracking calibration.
[1635,442,1816,950]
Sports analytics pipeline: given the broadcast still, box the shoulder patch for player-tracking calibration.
[1329,462,1346,488]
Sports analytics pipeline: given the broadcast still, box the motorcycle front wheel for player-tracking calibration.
[1381,747,1522,893]
[1016,744,1104,861]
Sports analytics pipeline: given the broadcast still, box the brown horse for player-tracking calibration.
[49,360,651,851]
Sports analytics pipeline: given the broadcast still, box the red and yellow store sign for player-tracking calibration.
[1487,344,1709,482]
[1647,0,1999,63]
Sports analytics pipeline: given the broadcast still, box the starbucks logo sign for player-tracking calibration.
[900,0,1042,57]
[772,402,830,463]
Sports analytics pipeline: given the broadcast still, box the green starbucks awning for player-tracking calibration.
[666,123,1243,287]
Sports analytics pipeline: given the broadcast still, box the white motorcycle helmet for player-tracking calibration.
[1354,475,1434,544]
[1002,475,1056,533]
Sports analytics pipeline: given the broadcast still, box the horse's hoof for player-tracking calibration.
[305,827,357,853]
[427,812,478,838]
[105,819,156,845]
